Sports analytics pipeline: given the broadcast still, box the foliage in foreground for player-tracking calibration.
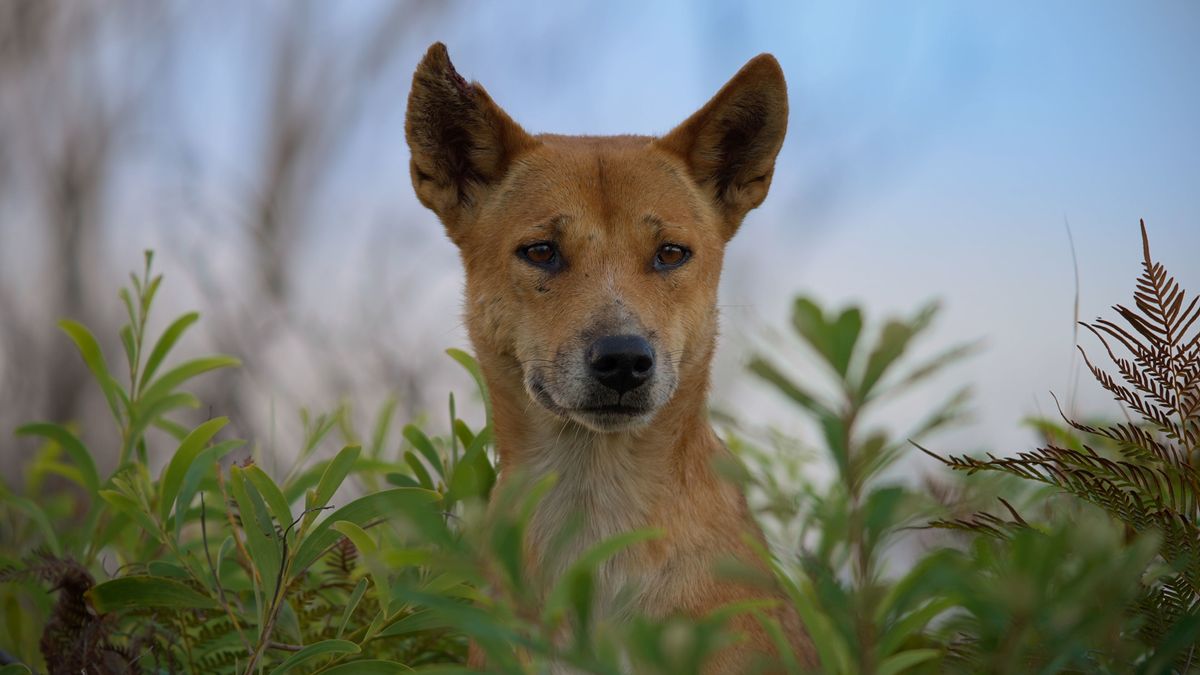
[923,221,1200,672]
[0,222,1197,674]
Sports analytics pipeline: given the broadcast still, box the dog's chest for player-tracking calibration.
[523,431,667,616]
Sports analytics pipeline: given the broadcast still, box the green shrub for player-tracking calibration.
[2,222,1198,674]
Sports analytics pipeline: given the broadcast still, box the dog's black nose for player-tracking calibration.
[587,335,655,393]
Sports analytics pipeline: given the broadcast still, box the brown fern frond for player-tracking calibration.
[1077,345,1182,441]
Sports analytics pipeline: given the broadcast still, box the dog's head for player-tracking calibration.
[405,43,787,432]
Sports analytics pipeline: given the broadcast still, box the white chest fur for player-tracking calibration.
[521,424,669,618]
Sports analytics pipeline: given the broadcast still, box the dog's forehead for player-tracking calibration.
[484,136,714,233]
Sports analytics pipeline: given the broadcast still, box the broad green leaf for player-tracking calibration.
[139,355,240,410]
[446,429,495,506]
[290,488,440,575]
[0,664,32,675]
[87,575,218,612]
[244,465,293,538]
[791,297,832,362]
[147,561,190,579]
[452,419,476,450]
[403,424,445,482]
[15,423,98,496]
[303,445,362,532]
[878,648,939,675]
[174,439,244,541]
[230,466,283,599]
[138,311,199,391]
[58,319,123,422]
[829,307,863,377]
[158,417,228,524]
[385,473,420,489]
[404,451,434,490]
[268,639,360,675]
[284,457,393,505]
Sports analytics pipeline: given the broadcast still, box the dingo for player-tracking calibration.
[405,43,814,672]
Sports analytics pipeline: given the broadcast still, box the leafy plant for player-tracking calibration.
[739,295,976,673]
[0,254,744,674]
[925,221,1200,671]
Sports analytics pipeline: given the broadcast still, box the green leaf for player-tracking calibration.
[230,466,283,599]
[15,423,98,496]
[59,319,123,422]
[829,307,863,377]
[748,356,833,418]
[338,578,369,638]
[318,660,410,675]
[173,439,244,541]
[244,465,293,539]
[403,451,434,490]
[129,391,201,445]
[290,488,440,575]
[0,664,32,675]
[332,521,390,612]
[139,355,240,410]
[303,445,362,532]
[138,311,199,391]
[446,427,495,505]
[99,489,160,539]
[385,473,420,489]
[877,648,939,675]
[268,639,360,675]
[158,417,228,524]
[376,609,456,638]
[403,424,445,482]
[447,348,490,423]
[87,575,218,612]
[791,297,832,361]
[860,320,914,398]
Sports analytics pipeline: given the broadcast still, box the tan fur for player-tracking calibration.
[405,43,815,672]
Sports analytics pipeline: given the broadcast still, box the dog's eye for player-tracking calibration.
[654,244,691,270]
[518,242,561,270]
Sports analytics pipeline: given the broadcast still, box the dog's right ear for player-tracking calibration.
[405,43,536,238]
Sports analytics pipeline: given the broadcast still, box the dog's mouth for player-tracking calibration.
[527,376,656,431]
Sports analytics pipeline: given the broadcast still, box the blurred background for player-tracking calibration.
[1,0,1197,480]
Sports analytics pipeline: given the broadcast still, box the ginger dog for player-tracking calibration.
[405,43,815,672]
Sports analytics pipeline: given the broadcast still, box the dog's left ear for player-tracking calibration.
[655,54,788,238]
[406,43,537,239]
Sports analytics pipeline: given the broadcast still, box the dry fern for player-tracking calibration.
[925,221,1200,663]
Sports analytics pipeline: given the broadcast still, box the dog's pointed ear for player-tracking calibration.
[655,54,788,238]
[405,43,537,238]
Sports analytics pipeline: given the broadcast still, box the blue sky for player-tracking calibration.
[117,1,1200,456]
